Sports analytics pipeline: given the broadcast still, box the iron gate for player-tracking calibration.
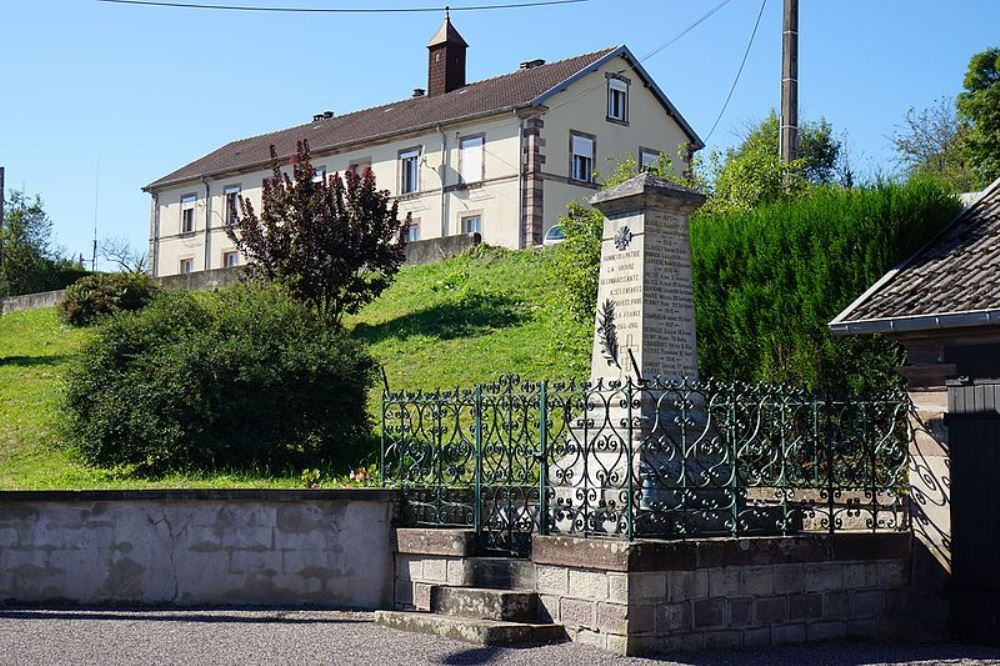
[947,379,1000,645]
[380,375,911,556]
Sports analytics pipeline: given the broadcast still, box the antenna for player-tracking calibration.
[92,156,100,272]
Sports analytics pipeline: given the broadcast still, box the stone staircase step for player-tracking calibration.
[431,585,538,622]
[467,557,536,590]
[373,610,566,647]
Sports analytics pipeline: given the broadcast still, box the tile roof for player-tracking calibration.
[147,47,623,190]
[831,176,1000,332]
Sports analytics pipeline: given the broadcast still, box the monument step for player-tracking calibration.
[373,610,566,647]
[430,585,538,622]
[466,556,536,591]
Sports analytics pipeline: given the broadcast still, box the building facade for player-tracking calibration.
[144,15,702,277]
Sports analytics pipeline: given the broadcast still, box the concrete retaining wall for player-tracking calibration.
[403,233,481,266]
[0,489,397,608]
[0,289,66,314]
[1,235,480,314]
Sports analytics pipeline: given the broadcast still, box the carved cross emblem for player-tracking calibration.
[614,225,633,251]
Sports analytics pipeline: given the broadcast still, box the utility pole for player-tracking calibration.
[0,166,5,286]
[779,0,799,164]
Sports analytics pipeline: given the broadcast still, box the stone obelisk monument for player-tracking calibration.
[588,173,704,388]
[550,174,710,537]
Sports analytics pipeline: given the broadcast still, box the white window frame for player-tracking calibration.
[570,132,595,183]
[179,257,194,274]
[223,185,241,226]
[222,251,239,268]
[459,134,485,185]
[462,213,482,236]
[180,194,196,234]
[399,147,421,195]
[607,76,629,123]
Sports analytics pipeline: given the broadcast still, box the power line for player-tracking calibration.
[97,0,587,12]
[541,0,736,120]
[637,0,733,62]
[703,0,766,144]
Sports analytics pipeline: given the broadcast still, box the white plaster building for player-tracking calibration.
[144,14,702,277]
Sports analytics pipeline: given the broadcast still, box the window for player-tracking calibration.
[179,258,194,274]
[639,148,662,172]
[180,194,196,233]
[399,148,421,194]
[223,185,241,226]
[406,218,420,242]
[459,134,484,185]
[570,133,595,183]
[607,76,629,123]
[312,166,326,184]
[349,161,371,178]
[223,251,239,268]
[462,214,482,235]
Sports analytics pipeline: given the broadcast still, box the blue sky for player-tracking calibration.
[2,0,997,266]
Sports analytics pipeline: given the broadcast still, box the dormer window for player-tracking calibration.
[607,75,629,124]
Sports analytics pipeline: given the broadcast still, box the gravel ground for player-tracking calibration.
[1,609,999,665]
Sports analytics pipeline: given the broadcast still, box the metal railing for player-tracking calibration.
[380,375,910,554]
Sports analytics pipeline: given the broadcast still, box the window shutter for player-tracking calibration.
[572,135,594,158]
[460,136,484,183]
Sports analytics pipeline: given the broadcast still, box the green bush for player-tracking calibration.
[57,272,159,326]
[691,180,961,391]
[63,284,377,473]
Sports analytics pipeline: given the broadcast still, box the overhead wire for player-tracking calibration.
[703,0,767,143]
[96,0,588,13]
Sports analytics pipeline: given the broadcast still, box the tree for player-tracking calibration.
[0,190,61,297]
[957,47,1000,185]
[702,111,845,215]
[226,140,409,323]
[891,97,977,192]
[99,235,148,274]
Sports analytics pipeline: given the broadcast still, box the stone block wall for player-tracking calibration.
[531,533,911,655]
[0,489,397,608]
[393,528,479,610]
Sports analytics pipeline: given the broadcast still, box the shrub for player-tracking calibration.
[63,284,377,473]
[57,272,159,326]
[691,179,961,391]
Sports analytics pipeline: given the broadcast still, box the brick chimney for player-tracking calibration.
[427,9,468,96]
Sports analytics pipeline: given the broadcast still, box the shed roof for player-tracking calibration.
[830,176,1000,335]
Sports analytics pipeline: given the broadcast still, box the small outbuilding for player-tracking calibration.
[830,176,1000,644]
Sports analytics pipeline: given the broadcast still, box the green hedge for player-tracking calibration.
[64,284,377,473]
[690,180,961,391]
[57,272,159,326]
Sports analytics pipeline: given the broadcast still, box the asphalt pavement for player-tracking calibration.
[1,608,998,665]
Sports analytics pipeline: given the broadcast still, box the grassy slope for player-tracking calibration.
[0,246,590,489]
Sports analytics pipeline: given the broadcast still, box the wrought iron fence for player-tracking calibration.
[380,375,911,554]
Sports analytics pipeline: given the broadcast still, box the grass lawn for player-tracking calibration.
[0,246,590,489]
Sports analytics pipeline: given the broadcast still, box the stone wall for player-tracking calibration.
[0,489,397,608]
[391,529,912,656]
[531,534,910,655]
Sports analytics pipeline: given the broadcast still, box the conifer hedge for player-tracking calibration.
[690,180,961,391]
